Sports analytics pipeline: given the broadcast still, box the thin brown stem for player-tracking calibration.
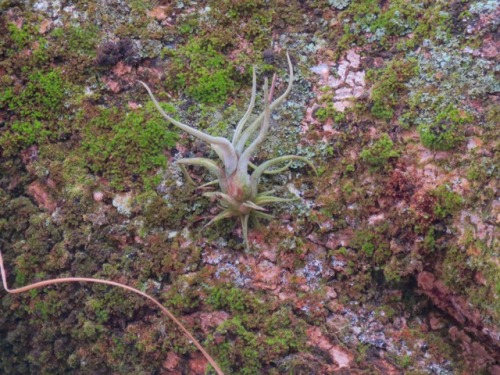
[0,250,224,375]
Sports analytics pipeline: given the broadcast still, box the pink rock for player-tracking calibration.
[333,100,352,112]
[346,50,360,69]
[27,181,57,212]
[418,271,435,291]
[278,291,296,301]
[162,352,180,370]
[148,6,169,20]
[368,213,385,225]
[113,61,132,76]
[307,326,353,368]
[345,71,365,87]
[467,137,482,150]
[187,353,207,375]
[197,311,230,335]
[429,313,445,330]
[480,37,498,58]
[93,191,104,201]
[103,78,121,93]
[39,19,52,34]
[335,87,353,100]
[327,77,343,89]
[325,286,337,299]
[128,101,140,109]
[337,61,349,80]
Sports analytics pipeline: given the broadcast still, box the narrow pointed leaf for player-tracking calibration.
[249,161,293,175]
[204,210,234,227]
[238,77,271,170]
[242,200,267,211]
[241,214,250,251]
[250,155,316,196]
[139,81,238,175]
[198,180,220,188]
[235,52,294,153]
[257,189,276,196]
[203,192,239,208]
[252,211,275,220]
[177,163,196,185]
[254,195,299,205]
[176,158,224,180]
[232,66,257,147]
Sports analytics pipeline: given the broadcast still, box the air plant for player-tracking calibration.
[139,52,316,249]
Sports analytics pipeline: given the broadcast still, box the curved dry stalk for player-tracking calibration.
[0,250,224,375]
[139,81,238,175]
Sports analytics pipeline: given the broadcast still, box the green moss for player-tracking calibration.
[7,23,32,49]
[52,25,99,55]
[208,284,255,313]
[314,103,346,123]
[361,242,375,257]
[206,0,272,51]
[418,105,471,151]
[423,226,436,252]
[369,1,419,37]
[0,69,72,156]
[431,185,463,219]
[2,69,67,119]
[360,133,399,170]
[166,38,238,104]
[368,59,418,120]
[207,308,306,374]
[335,1,434,52]
[81,103,178,190]
[383,257,403,283]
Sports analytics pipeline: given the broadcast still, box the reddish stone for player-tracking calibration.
[112,61,132,76]
[252,260,281,290]
[417,271,435,291]
[370,359,402,375]
[306,326,353,369]
[162,352,180,371]
[27,180,57,212]
[39,19,52,34]
[196,311,230,335]
[490,365,500,375]
[429,314,444,330]
[103,77,121,93]
[148,6,169,20]
[188,352,207,375]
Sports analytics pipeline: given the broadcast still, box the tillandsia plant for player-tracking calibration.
[139,52,316,249]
